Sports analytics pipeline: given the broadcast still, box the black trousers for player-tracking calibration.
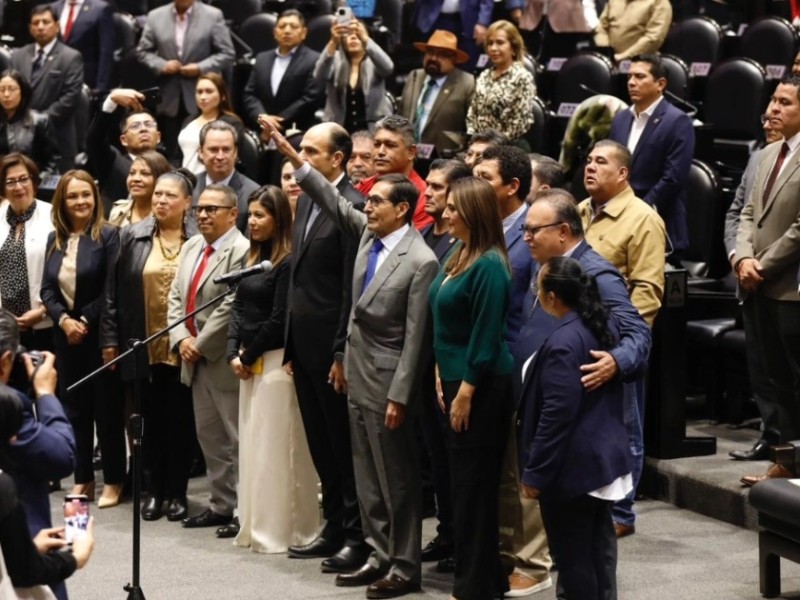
[135,364,195,499]
[293,358,362,545]
[540,494,617,600]
[443,374,512,600]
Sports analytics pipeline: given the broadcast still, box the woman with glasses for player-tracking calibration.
[108,151,172,228]
[428,176,514,599]
[41,170,125,509]
[104,169,198,522]
[518,257,630,600]
[0,153,54,352]
[227,186,318,553]
[314,18,394,132]
[0,70,60,173]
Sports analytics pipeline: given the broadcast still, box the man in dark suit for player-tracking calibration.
[86,88,162,215]
[135,0,235,156]
[242,9,324,135]
[10,5,84,171]
[397,30,475,155]
[266,119,439,598]
[282,123,369,573]
[608,53,694,264]
[191,121,259,234]
[413,0,495,69]
[52,0,115,94]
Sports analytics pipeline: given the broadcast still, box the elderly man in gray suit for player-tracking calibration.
[266,119,438,599]
[135,0,234,156]
[168,184,249,538]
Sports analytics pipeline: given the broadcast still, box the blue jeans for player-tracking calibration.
[612,378,644,526]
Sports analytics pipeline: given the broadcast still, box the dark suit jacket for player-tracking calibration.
[517,312,631,500]
[419,223,456,264]
[505,209,534,345]
[192,169,260,234]
[414,0,494,34]
[86,108,134,214]
[53,0,115,92]
[284,177,363,372]
[608,98,694,252]
[9,40,84,162]
[397,68,475,153]
[242,44,324,131]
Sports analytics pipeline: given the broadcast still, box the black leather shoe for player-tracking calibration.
[366,574,421,599]
[181,509,232,528]
[729,439,770,461]
[421,535,453,562]
[166,497,188,522]
[216,516,240,538]
[435,557,455,573]
[288,535,342,559]
[321,544,371,573]
[335,563,387,587]
[141,497,164,521]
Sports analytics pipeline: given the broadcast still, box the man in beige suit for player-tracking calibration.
[168,184,249,537]
[594,0,672,62]
[736,75,800,448]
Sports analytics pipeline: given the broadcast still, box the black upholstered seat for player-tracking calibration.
[240,13,278,57]
[740,16,799,77]
[661,16,723,69]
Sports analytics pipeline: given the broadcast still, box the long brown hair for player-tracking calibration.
[50,170,105,251]
[444,176,509,276]
[197,72,237,118]
[246,186,292,268]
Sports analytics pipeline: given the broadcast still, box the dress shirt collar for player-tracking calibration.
[172,3,193,20]
[783,129,800,154]
[206,225,237,253]
[562,240,580,258]
[377,223,409,250]
[502,202,527,234]
[630,95,663,120]
[36,37,58,58]
[206,170,235,187]
[589,185,636,221]
[276,45,299,59]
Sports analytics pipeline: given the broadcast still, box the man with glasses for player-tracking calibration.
[191,120,259,234]
[398,30,475,155]
[168,184,249,539]
[87,87,162,215]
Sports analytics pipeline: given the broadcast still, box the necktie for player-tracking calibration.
[31,49,45,79]
[360,238,384,296]
[186,245,215,336]
[414,79,436,142]
[303,204,321,242]
[763,142,790,207]
[63,1,78,41]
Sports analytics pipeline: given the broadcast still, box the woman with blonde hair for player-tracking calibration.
[41,170,125,508]
[227,186,319,550]
[467,19,537,146]
[428,176,515,599]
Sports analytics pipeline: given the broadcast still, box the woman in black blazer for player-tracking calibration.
[41,170,125,508]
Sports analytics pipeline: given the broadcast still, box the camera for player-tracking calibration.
[9,346,43,393]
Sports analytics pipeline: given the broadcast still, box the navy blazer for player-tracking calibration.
[505,209,534,345]
[53,0,115,92]
[608,98,694,252]
[419,223,456,264]
[518,312,631,499]
[414,0,494,35]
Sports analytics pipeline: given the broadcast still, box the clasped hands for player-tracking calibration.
[161,60,200,78]
[736,257,764,292]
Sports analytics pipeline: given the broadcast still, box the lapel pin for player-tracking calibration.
[653,118,661,125]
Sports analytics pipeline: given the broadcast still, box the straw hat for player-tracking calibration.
[413,30,469,64]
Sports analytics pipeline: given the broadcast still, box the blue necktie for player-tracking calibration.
[361,238,384,296]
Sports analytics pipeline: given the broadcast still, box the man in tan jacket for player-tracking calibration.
[594,0,672,62]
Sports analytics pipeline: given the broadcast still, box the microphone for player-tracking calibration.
[213,260,273,285]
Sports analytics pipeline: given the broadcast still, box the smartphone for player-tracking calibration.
[335,6,353,26]
[140,86,162,106]
[64,494,90,544]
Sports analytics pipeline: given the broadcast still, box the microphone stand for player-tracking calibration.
[68,283,240,600]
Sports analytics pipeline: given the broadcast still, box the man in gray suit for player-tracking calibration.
[168,184,249,538]
[135,0,234,156]
[10,5,84,171]
[736,75,800,458]
[266,120,438,598]
[191,121,259,234]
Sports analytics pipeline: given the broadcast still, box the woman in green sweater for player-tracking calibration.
[428,176,514,600]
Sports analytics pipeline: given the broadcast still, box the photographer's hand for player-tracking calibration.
[24,352,57,398]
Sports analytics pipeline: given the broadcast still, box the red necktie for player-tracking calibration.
[63,1,78,41]
[792,0,800,19]
[186,245,215,337]
[763,142,790,208]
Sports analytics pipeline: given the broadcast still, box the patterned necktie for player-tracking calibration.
[360,238,384,296]
[186,245,215,336]
[31,49,45,79]
[414,79,436,142]
[64,1,78,41]
[763,142,790,207]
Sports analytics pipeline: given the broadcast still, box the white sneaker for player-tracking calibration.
[506,571,554,597]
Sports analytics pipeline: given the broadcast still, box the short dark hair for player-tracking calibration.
[629,53,668,81]
[120,110,157,134]
[30,4,57,21]
[202,183,238,207]
[532,189,583,237]
[278,8,305,26]
[200,120,239,147]
[375,173,418,225]
[375,115,416,148]
[0,153,40,196]
[468,128,510,148]
[481,145,533,200]
[429,158,473,185]
[592,139,632,171]
[0,70,32,117]
[529,154,565,188]
[0,309,19,362]
[328,123,353,165]
[780,74,800,101]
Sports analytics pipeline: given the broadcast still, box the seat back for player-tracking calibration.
[208,0,262,28]
[553,52,614,110]
[306,14,335,53]
[0,45,11,73]
[527,96,550,155]
[682,159,727,278]
[740,16,799,80]
[704,58,766,140]
[240,13,278,56]
[661,53,690,100]
[236,129,263,182]
[661,16,723,74]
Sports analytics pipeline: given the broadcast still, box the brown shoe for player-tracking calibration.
[614,523,635,538]
[365,574,420,599]
[741,463,794,487]
[334,563,386,587]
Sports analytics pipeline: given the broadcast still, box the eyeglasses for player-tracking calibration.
[125,120,158,133]
[365,195,390,207]
[4,175,31,188]
[520,222,563,236]
[191,205,233,216]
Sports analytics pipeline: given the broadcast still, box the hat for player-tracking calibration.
[413,30,469,65]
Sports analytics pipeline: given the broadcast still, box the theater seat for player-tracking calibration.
[660,53,690,101]
[661,16,723,71]
[526,96,551,155]
[740,16,799,80]
[553,52,615,109]
[240,13,278,56]
[237,129,263,183]
[0,45,10,73]
[207,0,263,29]
[306,14,335,53]
[681,159,728,280]
[686,317,737,421]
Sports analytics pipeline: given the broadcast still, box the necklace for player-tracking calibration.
[156,231,181,261]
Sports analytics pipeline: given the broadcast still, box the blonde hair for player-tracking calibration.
[50,170,105,252]
[485,20,527,63]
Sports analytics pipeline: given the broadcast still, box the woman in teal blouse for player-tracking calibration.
[428,176,514,600]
